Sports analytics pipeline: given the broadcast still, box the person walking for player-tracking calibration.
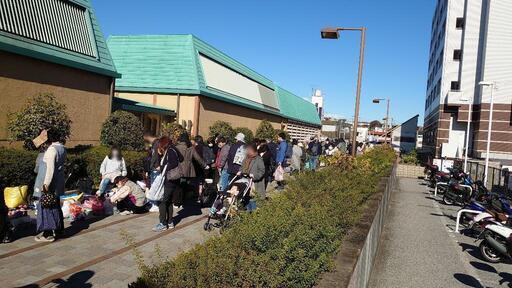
[275,132,288,190]
[34,130,66,242]
[215,137,231,191]
[97,147,127,196]
[153,137,182,232]
[226,133,246,180]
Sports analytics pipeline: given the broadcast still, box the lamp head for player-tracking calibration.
[321,27,340,39]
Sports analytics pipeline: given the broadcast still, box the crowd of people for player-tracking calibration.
[1,127,355,243]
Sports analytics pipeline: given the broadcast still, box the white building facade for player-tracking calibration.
[423,0,512,160]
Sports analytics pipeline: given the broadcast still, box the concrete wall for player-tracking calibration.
[0,50,113,147]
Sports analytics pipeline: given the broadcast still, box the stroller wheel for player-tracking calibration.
[203,223,209,231]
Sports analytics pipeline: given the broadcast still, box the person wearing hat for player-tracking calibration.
[110,176,147,215]
[226,132,246,182]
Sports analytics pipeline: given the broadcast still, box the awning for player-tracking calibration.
[113,97,175,116]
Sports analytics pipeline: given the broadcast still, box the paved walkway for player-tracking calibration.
[369,178,512,288]
[0,204,213,287]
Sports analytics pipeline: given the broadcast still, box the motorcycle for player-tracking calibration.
[477,223,512,263]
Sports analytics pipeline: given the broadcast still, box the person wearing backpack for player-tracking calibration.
[226,133,246,180]
[153,137,183,232]
[307,137,321,171]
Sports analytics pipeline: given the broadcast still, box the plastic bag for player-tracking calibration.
[69,203,83,220]
[4,186,28,209]
[147,170,165,201]
[83,197,104,215]
[62,200,72,218]
[273,166,284,182]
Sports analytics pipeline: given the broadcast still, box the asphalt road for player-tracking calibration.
[369,177,512,288]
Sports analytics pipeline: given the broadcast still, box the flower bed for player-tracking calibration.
[130,146,396,288]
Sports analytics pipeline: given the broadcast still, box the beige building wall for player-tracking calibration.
[0,51,113,147]
[198,96,282,137]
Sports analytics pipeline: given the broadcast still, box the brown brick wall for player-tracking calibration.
[0,50,113,147]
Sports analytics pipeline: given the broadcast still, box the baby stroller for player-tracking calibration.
[203,174,253,232]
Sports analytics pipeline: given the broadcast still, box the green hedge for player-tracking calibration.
[0,146,146,191]
[131,146,395,288]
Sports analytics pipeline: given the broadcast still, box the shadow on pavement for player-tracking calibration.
[470,261,498,274]
[173,201,203,225]
[19,270,94,288]
[453,273,484,288]
[498,272,512,287]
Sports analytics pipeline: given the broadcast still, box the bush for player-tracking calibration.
[8,93,72,150]
[0,148,38,189]
[401,149,419,165]
[161,122,186,142]
[68,146,146,185]
[209,121,235,142]
[100,111,144,151]
[132,146,395,288]
[234,127,254,143]
[255,120,276,140]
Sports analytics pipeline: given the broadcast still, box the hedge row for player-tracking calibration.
[0,146,146,191]
[130,146,396,288]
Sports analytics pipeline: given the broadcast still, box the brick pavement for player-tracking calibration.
[0,205,214,288]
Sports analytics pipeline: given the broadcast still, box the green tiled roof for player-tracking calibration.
[108,34,320,126]
[0,0,119,78]
[276,86,322,126]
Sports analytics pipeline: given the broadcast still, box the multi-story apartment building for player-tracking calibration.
[423,0,512,160]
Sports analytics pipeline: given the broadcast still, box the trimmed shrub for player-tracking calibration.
[255,120,276,140]
[131,146,395,288]
[161,122,186,142]
[100,111,144,151]
[209,121,235,142]
[274,128,290,141]
[0,148,38,189]
[401,149,419,165]
[234,127,254,143]
[8,93,72,150]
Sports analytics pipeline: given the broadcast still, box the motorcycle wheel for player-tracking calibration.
[479,240,503,263]
[442,194,454,205]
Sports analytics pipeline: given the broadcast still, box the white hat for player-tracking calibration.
[235,132,245,142]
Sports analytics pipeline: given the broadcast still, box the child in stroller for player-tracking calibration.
[203,174,253,231]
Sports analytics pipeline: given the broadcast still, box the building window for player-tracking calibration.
[456,17,465,29]
[451,81,460,91]
[453,49,462,61]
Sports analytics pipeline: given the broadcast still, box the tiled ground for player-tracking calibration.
[0,204,214,288]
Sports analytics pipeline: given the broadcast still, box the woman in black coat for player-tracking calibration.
[258,142,272,190]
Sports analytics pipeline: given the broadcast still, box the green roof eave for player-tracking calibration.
[113,98,175,116]
[115,86,201,95]
[0,34,120,78]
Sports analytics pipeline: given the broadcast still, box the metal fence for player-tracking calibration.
[454,160,511,195]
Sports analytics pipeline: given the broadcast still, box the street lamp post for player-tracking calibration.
[479,81,495,185]
[462,95,473,173]
[373,98,390,143]
[321,27,367,156]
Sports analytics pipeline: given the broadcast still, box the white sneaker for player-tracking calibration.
[119,210,133,216]
[149,205,159,213]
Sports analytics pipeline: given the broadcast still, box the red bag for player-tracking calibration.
[69,203,83,219]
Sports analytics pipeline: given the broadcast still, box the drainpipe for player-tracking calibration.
[176,93,181,122]
[193,96,201,136]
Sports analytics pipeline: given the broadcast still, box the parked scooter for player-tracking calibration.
[477,223,512,263]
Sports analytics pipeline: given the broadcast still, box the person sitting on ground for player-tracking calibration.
[110,176,147,215]
[97,146,127,196]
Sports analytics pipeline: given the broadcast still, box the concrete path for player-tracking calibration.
[369,178,512,288]
[0,204,214,287]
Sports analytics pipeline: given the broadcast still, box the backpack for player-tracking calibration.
[233,145,246,166]
[285,143,293,159]
[311,142,320,156]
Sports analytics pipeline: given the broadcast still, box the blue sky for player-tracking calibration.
[92,0,435,125]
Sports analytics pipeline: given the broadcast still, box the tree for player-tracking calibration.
[369,120,383,131]
[255,120,276,140]
[8,93,72,150]
[161,122,185,142]
[100,111,144,150]
[234,127,254,143]
[209,121,235,142]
